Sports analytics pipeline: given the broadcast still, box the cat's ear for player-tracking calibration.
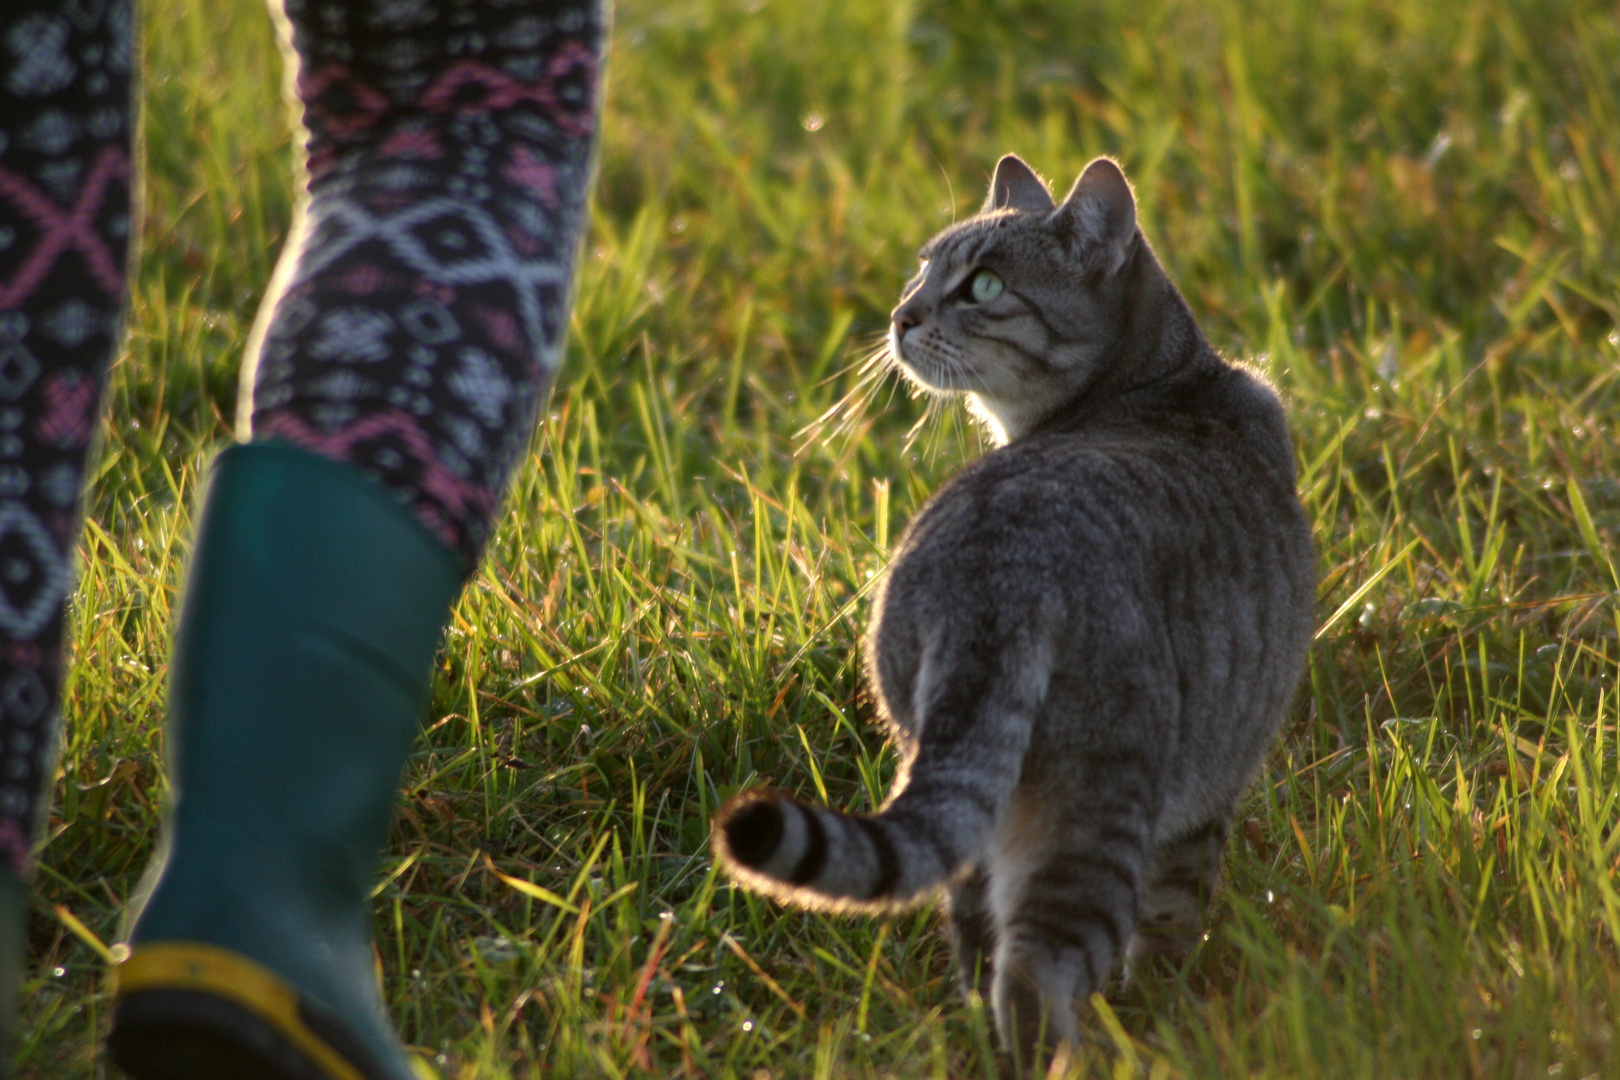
[1057,157,1137,275]
[983,154,1056,214]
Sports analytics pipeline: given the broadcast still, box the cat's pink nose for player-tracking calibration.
[892,305,922,336]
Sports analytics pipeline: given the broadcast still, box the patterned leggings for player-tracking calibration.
[0,0,603,875]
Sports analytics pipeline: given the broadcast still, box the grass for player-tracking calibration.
[23,0,1620,1075]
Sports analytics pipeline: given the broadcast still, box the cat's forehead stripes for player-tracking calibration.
[922,214,1015,266]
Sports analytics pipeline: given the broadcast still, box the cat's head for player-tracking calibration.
[889,154,1146,444]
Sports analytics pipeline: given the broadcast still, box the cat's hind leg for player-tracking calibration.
[987,762,1155,1066]
[1125,818,1227,977]
[947,862,997,1000]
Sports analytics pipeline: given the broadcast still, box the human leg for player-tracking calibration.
[0,0,133,1070]
[108,1,604,1077]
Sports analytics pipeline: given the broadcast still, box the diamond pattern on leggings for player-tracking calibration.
[0,501,64,638]
[0,145,130,306]
[290,195,569,371]
[252,0,602,568]
[4,14,78,97]
[0,0,131,873]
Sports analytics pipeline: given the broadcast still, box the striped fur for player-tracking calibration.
[713,155,1315,1066]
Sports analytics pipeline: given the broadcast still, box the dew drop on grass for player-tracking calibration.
[52,967,65,978]
[473,936,521,964]
[801,113,824,132]
[712,979,725,995]
[1472,1029,1483,1040]
[1378,342,1398,381]
[741,1020,754,1033]
[1265,890,1275,904]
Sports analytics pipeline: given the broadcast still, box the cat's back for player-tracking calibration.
[889,365,1307,597]
[869,364,1313,743]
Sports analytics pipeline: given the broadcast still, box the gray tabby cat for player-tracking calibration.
[713,154,1315,1063]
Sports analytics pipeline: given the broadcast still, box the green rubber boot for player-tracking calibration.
[0,867,23,1079]
[107,442,462,1080]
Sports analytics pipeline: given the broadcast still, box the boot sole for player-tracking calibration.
[108,942,427,1080]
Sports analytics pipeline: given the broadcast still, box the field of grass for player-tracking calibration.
[23,0,1620,1075]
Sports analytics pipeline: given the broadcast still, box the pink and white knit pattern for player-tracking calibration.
[0,0,132,874]
[250,0,603,566]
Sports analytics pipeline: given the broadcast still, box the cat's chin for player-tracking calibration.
[891,334,971,396]
[894,359,966,398]
[967,392,1049,446]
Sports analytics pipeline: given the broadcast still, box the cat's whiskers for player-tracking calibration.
[899,343,987,456]
[901,393,937,451]
[882,326,990,455]
[793,334,902,457]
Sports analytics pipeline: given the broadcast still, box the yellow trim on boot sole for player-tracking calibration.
[113,941,368,1080]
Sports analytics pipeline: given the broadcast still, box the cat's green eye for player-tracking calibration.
[968,269,1003,303]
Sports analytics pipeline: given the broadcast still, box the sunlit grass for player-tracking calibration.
[25,0,1620,1076]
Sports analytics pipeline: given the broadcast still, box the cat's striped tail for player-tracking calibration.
[714,632,1048,911]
